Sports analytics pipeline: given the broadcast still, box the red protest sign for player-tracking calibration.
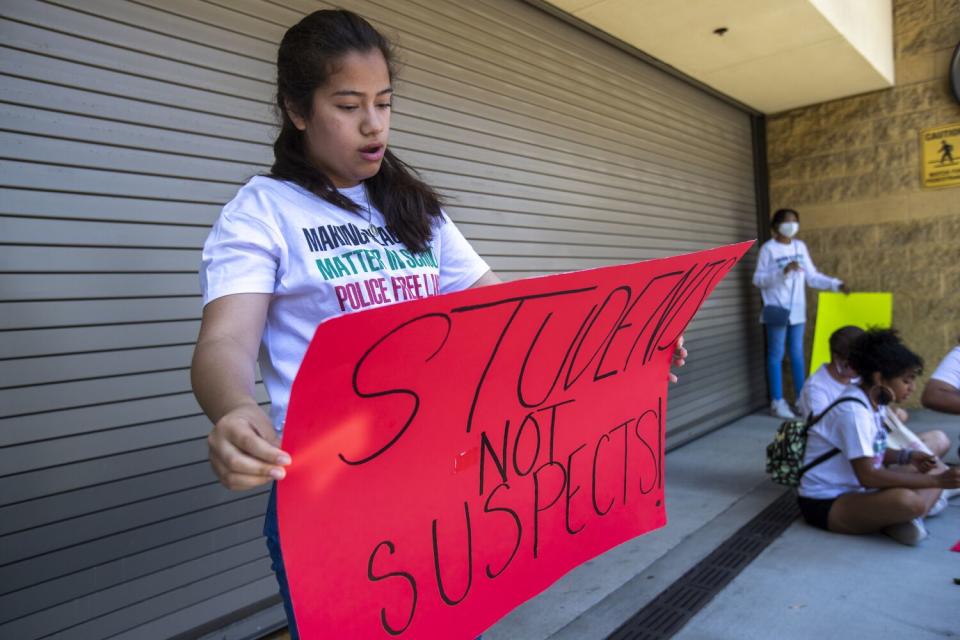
[279,241,753,638]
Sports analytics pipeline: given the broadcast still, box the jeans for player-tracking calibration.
[264,483,300,639]
[766,322,806,401]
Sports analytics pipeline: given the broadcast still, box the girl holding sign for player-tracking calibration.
[191,9,687,637]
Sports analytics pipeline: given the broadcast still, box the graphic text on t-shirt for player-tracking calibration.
[301,222,443,313]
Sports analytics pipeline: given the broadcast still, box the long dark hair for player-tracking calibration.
[270,10,442,253]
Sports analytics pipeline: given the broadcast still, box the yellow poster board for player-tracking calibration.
[920,123,960,189]
[809,292,893,375]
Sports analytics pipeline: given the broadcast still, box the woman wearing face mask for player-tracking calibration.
[797,329,960,546]
[753,208,849,419]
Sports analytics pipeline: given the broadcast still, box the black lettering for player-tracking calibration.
[341,223,361,246]
[517,304,597,408]
[479,421,510,496]
[646,261,723,362]
[329,224,346,249]
[452,286,597,433]
[463,299,525,434]
[538,398,576,464]
[317,226,336,251]
[564,444,587,535]
[512,412,541,477]
[633,409,659,495]
[483,482,522,579]
[564,286,631,390]
[532,460,567,559]
[591,434,614,516]
[652,258,735,358]
[342,313,451,465]
[302,227,321,252]
[609,420,631,505]
[594,302,635,382]
[432,501,473,606]
[367,541,417,635]
[619,271,684,372]
[657,396,664,488]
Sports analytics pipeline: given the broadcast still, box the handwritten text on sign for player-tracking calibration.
[279,242,753,639]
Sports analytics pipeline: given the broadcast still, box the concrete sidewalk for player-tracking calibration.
[486,409,960,640]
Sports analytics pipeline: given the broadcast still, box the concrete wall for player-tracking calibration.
[766,0,960,403]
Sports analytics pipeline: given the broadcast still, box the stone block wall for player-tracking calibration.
[767,0,960,405]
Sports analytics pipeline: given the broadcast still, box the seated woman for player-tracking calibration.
[797,329,960,546]
[798,325,949,456]
[797,325,863,418]
[921,340,960,414]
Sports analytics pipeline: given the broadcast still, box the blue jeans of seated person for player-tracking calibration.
[766,322,806,401]
[264,484,483,639]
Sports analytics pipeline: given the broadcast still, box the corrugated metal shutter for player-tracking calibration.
[0,0,764,637]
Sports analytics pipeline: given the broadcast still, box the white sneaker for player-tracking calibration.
[942,487,960,500]
[927,494,948,517]
[882,517,928,546]
[770,398,798,420]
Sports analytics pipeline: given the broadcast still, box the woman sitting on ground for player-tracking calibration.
[797,325,864,418]
[797,329,960,546]
[797,325,948,456]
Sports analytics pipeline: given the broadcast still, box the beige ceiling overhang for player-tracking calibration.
[544,0,894,114]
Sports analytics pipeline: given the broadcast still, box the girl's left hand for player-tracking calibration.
[893,406,909,423]
[668,335,687,384]
[911,451,938,473]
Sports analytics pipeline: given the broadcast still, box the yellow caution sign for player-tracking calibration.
[920,122,960,188]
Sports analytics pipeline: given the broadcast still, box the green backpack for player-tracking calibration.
[765,396,868,487]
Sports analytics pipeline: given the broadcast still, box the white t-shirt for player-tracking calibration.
[930,346,960,389]
[797,363,849,418]
[200,176,490,433]
[752,238,842,325]
[799,386,886,500]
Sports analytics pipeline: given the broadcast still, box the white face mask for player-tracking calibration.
[778,222,799,238]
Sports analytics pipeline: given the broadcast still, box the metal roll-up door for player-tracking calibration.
[0,0,763,638]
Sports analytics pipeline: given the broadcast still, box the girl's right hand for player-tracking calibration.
[936,467,960,489]
[208,403,292,491]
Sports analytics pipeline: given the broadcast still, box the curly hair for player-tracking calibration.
[848,328,923,382]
